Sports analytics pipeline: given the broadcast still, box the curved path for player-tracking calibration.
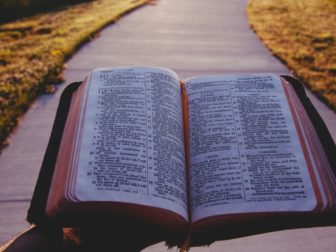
[1,0,335,250]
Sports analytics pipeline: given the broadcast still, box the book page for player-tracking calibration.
[285,82,336,210]
[73,67,188,220]
[185,74,318,223]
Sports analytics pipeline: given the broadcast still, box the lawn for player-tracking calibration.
[0,0,149,147]
[248,0,336,111]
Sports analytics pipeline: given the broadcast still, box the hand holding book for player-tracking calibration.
[27,66,336,246]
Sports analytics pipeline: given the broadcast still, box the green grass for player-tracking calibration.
[247,0,336,111]
[0,0,149,147]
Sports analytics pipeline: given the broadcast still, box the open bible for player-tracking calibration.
[38,66,336,235]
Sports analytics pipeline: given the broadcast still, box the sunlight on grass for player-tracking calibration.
[248,0,336,111]
[0,0,149,147]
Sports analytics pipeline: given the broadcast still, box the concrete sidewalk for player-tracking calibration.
[0,0,335,250]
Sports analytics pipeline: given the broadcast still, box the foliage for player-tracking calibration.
[247,0,336,111]
[0,0,91,21]
[0,0,149,147]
